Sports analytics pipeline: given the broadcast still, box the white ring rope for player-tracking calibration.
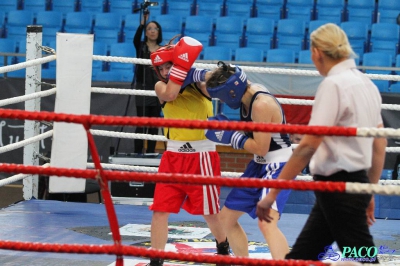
[85,162,400,196]
[0,88,56,107]
[92,56,400,82]
[91,87,400,111]
[90,130,400,152]
[357,127,400,138]
[90,129,167,141]
[91,87,156,96]
[87,162,158,173]
[0,163,49,187]
[86,162,243,177]
[346,182,400,196]
[0,130,53,154]
[0,55,56,74]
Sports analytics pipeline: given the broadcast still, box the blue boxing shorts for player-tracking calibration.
[224,160,291,219]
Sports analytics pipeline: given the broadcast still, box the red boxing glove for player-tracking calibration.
[169,36,203,85]
[150,45,175,82]
[150,45,175,67]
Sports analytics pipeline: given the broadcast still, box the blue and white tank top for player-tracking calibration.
[240,89,291,153]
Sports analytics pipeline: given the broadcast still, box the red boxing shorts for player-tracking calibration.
[150,140,221,215]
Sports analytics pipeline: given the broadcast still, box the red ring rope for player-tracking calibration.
[0,108,357,136]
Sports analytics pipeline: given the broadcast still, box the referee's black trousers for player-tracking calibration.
[285,170,379,264]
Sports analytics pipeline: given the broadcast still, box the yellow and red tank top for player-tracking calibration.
[162,83,213,141]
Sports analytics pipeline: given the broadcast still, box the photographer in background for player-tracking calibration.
[131,11,163,154]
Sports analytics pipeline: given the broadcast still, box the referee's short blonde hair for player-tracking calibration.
[310,23,356,60]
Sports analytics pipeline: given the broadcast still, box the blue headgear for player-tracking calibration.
[207,64,248,110]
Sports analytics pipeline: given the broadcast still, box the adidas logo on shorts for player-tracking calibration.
[255,155,267,164]
[178,142,196,152]
[178,53,189,62]
[153,55,163,64]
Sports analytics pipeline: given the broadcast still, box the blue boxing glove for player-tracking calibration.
[205,114,249,149]
[181,68,209,89]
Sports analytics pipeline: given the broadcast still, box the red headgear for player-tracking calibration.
[150,44,175,83]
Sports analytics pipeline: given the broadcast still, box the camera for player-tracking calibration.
[138,0,159,15]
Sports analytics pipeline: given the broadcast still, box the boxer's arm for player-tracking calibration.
[155,80,181,102]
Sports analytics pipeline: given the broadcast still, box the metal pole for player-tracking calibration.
[23,25,42,200]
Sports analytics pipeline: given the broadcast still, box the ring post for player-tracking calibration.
[49,33,93,193]
[23,25,42,200]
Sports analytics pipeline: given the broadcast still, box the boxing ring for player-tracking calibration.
[1,26,400,265]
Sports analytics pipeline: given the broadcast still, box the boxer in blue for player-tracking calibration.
[205,62,293,259]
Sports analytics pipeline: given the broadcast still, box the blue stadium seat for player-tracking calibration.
[22,0,48,14]
[0,12,6,38]
[308,20,329,34]
[41,68,56,79]
[196,1,224,23]
[0,39,17,69]
[64,12,92,34]
[94,13,123,30]
[285,0,315,27]
[166,1,193,21]
[388,83,400,93]
[275,19,306,59]
[108,42,136,78]
[215,16,246,34]
[162,32,181,45]
[224,0,254,18]
[51,0,78,15]
[154,14,183,40]
[369,23,399,64]
[93,41,108,55]
[346,0,377,29]
[184,31,212,51]
[35,11,64,46]
[253,0,283,21]
[220,103,240,120]
[147,4,165,21]
[298,49,312,65]
[203,46,233,61]
[6,56,26,78]
[168,0,193,2]
[184,16,213,50]
[80,0,106,20]
[314,0,345,25]
[214,16,245,51]
[5,10,35,45]
[377,0,400,24]
[0,0,20,16]
[92,41,108,78]
[154,14,182,44]
[94,29,121,47]
[214,32,243,51]
[235,47,264,62]
[93,70,125,82]
[121,13,141,42]
[267,48,295,63]
[0,36,16,52]
[362,52,393,92]
[184,15,213,34]
[245,17,275,57]
[17,40,26,55]
[396,54,400,75]
[108,0,135,20]
[340,21,369,62]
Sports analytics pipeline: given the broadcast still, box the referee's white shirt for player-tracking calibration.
[308,59,383,176]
